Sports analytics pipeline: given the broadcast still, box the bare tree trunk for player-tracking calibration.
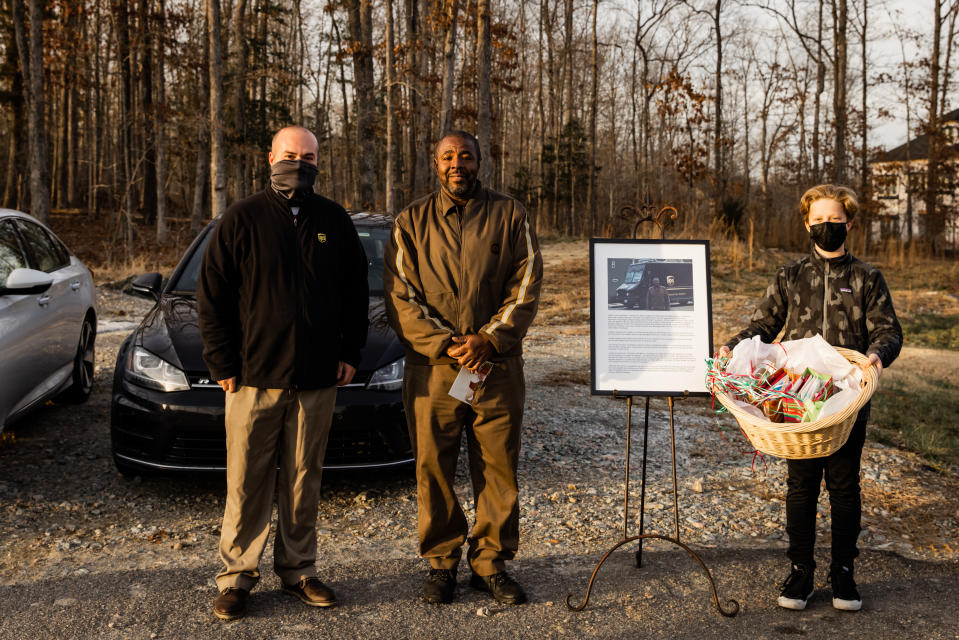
[385,0,397,212]
[208,0,226,218]
[536,0,546,227]
[191,17,210,234]
[477,0,492,185]
[88,0,103,217]
[139,0,157,222]
[544,0,559,229]
[318,10,337,199]
[53,83,63,209]
[65,4,80,209]
[892,21,914,244]
[587,0,598,235]
[348,0,376,207]
[832,0,848,183]
[630,13,640,204]
[2,20,25,209]
[925,0,943,248]
[563,0,573,234]
[439,0,460,134]
[940,3,959,120]
[413,0,430,196]
[330,13,355,206]
[231,0,249,203]
[155,0,168,243]
[713,0,725,206]
[859,0,869,251]
[112,0,135,258]
[14,0,51,223]
[742,60,751,197]
[2,119,15,208]
[813,0,824,181]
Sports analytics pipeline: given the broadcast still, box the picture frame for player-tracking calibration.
[590,239,714,397]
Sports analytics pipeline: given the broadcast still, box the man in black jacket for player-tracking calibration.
[198,126,368,621]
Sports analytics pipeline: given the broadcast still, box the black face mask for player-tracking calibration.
[809,221,847,253]
[270,159,318,204]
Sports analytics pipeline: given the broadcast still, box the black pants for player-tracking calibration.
[785,406,869,570]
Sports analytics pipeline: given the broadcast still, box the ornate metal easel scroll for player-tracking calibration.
[566,193,739,618]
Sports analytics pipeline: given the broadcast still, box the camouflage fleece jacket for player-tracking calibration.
[725,249,903,368]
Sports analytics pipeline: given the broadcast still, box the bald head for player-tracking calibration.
[269,126,319,166]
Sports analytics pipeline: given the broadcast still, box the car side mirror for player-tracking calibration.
[132,272,163,300]
[0,268,54,296]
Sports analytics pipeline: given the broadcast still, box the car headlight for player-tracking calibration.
[367,357,404,391]
[126,346,190,392]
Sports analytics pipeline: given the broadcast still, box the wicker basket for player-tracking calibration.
[711,347,879,460]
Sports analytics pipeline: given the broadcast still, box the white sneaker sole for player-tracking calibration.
[777,591,813,610]
[832,597,862,611]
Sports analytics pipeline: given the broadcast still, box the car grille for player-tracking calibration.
[324,410,411,465]
[115,408,410,469]
[187,370,373,388]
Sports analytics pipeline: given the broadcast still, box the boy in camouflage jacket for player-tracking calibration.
[722,184,903,613]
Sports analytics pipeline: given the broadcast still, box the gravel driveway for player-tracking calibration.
[1,251,957,639]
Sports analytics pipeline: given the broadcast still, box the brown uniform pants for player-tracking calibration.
[216,385,337,591]
[403,358,525,576]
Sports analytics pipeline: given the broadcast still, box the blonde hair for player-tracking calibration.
[798,184,859,222]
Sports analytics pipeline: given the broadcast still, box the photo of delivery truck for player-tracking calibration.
[611,259,694,310]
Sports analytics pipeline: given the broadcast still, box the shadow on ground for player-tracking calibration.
[0,546,955,639]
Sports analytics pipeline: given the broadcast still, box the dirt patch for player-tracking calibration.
[540,368,591,387]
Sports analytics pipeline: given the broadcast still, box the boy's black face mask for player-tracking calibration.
[270,159,318,204]
[809,221,847,252]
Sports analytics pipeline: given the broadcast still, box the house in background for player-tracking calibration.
[869,107,959,249]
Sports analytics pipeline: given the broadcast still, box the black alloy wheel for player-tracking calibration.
[62,315,96,403]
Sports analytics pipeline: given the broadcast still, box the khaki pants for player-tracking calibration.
[216,385,337,591]
[403,358,525,576]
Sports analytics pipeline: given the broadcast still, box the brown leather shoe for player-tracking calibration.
[282,577,337,607]
[213,587,249,620]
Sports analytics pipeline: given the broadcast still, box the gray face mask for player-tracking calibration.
[270,159,318,203]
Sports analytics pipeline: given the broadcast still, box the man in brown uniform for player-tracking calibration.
[384,131,542,605]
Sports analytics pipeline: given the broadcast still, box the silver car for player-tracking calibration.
[0,209,97,431]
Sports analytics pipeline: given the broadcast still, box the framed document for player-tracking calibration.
[590,239,713,396]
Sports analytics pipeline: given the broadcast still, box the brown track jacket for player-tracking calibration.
[384,184,543,365]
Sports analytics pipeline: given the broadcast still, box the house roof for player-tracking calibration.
[876,107,959,163]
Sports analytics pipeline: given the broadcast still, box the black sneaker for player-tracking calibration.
[423,568,457,604]
[777,564,814,610]
[470,571,528,605]
[829,565,862,611]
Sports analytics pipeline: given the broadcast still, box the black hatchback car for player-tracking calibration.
[110,213,412,475]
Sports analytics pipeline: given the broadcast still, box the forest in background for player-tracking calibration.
[2,0,958,262]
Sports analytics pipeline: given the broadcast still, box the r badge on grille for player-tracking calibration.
[317,233,327,243]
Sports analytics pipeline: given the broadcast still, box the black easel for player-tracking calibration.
[565,195,739,618]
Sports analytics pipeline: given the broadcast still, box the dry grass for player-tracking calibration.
[870,347,959,470]
[49,212,195,284]
[537,254,591,327]
[536,235,959,469]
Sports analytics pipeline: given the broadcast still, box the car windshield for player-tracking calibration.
[625,266,644,283]
[167,223,390,297]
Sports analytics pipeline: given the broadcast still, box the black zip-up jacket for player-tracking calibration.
[197,187,369,389]
[725,248,903,368]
